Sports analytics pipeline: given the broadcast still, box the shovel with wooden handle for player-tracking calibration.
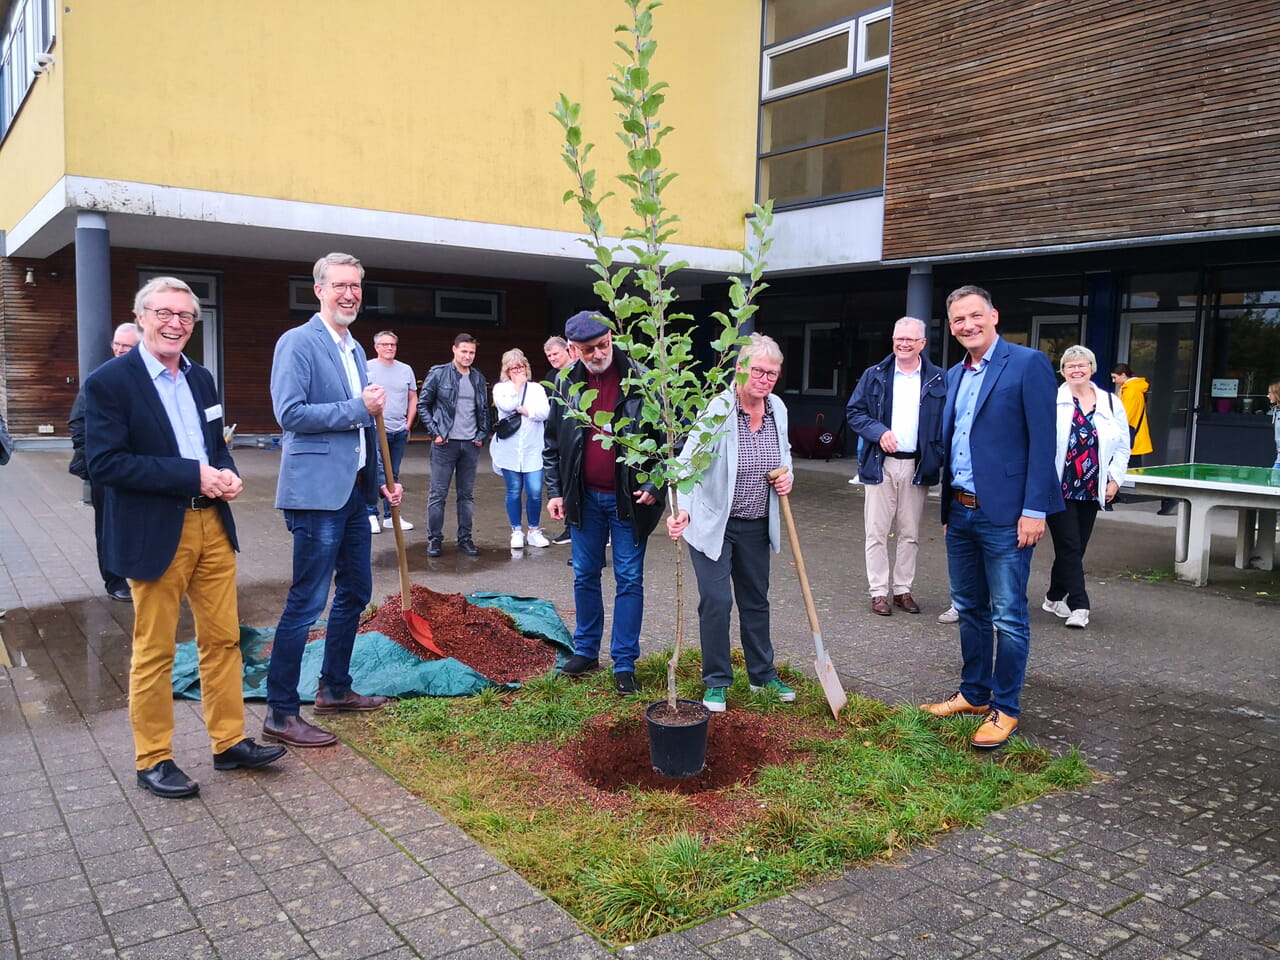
[767,466,848,718]
[375,413,444,657]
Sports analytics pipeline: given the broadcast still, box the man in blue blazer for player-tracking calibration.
[921,285,1063,748]
[85,277,285,798]
[265,252,403,749]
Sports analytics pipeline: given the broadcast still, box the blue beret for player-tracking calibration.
[564,311,610,343]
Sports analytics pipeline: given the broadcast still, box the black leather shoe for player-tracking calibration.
[458,539,481,557]
[314,686,390,715]
[560,654,600,676]
[615,671,636,695]
[427,538,443,557]
[213,737,287,771]
[262,712,338,748]
[136,759,199,799]
[108,585,133,602]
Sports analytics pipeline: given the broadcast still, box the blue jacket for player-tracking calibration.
[940,337,1064,527]
[84,348,238,581]
[845,354,946,486]
[270,314,383,511]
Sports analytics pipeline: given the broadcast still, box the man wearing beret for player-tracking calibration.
[544,311,665,696]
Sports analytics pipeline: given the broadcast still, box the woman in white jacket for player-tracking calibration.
[1043,345,1130,629]
[491,349,551,549]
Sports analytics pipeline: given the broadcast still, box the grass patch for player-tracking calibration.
[332,648,1091,944]
[1121,566,1175,582]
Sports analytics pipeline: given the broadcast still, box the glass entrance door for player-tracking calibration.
[1117,311,1196,464]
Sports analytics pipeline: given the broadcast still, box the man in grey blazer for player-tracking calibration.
[265,252,403,748]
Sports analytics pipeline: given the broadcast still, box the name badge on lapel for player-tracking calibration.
[204,404,223,422]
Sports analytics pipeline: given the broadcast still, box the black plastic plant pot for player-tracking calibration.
[645,698,711,779]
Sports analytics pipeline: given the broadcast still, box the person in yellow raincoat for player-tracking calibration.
[1111,364,1175,513]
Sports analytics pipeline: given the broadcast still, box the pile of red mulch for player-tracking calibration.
[359,586,558,685]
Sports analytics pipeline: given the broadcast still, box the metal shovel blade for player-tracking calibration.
[814,639,848,719]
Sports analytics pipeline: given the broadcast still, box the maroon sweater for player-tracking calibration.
[583,362,622,493]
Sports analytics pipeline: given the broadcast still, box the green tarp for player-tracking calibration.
[173,592,574,701]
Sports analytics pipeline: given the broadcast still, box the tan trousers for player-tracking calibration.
[129,508,245,769]
[863,456,929,597]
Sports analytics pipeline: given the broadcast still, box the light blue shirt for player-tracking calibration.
[138,345,208,465]
[323,322,367,469]
[950,337,1045,519]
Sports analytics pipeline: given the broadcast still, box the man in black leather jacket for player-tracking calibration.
[418,333,490,556]
[544,312,663,696]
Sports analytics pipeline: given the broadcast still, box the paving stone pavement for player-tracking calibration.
[0,446,1276,959]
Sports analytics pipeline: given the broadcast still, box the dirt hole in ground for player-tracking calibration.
[566,710,805,793]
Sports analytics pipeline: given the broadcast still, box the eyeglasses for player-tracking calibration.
[144,307,197,325]
[893,337,925,345]
[579,338,611,356]
[748,366,780,382]
[1062,363,1092,372]
[375,341,397,348]
[327,282,362,293]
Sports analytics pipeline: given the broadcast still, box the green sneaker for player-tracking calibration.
[702,687,728,712]
[750,679,796,703]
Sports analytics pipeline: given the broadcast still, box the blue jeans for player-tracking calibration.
[368,428,408,520]
[570,489,647,672]
[946,503,1036,718]
[427,440,480,541]
[268,483,372,716]
[502,468,543,528]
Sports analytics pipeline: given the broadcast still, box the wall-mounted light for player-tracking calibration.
[24,268,37,286]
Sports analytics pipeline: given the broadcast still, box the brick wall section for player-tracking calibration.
[882,0,1280,260]
[1,250,550,435]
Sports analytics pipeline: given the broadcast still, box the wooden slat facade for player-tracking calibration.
[883,0,1280,261]
[0,250,552,437]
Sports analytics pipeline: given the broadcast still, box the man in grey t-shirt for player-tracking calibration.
[366,330,418,533]
[418,334,490,557]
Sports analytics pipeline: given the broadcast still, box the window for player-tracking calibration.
[759,1,890,208]
[1201,265,1280,415]
[0,0,55,143]
[288,278,504,328]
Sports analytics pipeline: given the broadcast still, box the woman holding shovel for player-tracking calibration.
[665,334,794,713]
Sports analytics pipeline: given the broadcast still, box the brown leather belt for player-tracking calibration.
[953,490,980,509]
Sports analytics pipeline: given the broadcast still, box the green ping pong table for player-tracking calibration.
[1123,464,1280,586]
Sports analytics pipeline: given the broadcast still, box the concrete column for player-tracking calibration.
[75,211,112,382]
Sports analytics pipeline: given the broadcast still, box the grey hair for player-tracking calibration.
[312,252,365,285]
[543,336,568,351]
[1059,344,1097,374]
[113,322,141,339]
[133,277,200,321]
[374,330,398,343]
[945,284,994,311]
[894,316,926,339]
[738,332,783,367]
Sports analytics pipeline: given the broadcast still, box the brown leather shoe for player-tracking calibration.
[871,596,892,616]
[262,713,338,748]
[893,593,921,614]
[313,687,391,715]
[920,691,988,717]
[972,708,1019,749]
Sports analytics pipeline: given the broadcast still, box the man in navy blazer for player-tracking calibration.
[85,277,285,799]
[265,252,403,749]
[921,285,1063,749]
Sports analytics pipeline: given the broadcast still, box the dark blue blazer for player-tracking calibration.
[84,348,239,582]
[940,337,1064,527]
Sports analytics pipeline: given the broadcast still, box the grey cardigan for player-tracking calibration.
[676,389,792,562]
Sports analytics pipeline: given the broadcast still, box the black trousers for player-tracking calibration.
[1046,499,1100,611]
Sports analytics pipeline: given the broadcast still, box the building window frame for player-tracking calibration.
[288,278,505,329]
[856,7,892,71]
[0,0,56,144]
[762,20,856,101]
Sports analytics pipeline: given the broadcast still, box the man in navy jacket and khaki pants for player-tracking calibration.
[85,277,284,799]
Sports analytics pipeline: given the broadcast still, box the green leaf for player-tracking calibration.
[642,148,662,169]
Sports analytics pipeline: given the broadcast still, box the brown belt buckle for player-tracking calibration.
[955,490,978,509]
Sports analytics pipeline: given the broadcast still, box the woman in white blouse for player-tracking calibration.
[1043,345,1130,629]
[491,348,551,549]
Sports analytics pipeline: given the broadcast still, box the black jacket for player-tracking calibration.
[845,353,946,486]
[418,363,490,441]
[68,388,89,479]
[543,348,664,546]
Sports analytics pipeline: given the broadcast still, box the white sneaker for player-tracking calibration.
[383,516,414,531]
[526,529,551,548]
[510,529,525,549]
[368,515,382,534]
[1065,608,1090,629]
[936,605,959,624]
[1042,596,1070,619]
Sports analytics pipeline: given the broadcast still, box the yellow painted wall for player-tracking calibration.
[60,1,761,251]
[0,10,66,233]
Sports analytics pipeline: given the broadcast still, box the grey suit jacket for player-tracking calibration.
[271,314,381,511]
